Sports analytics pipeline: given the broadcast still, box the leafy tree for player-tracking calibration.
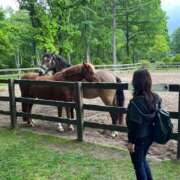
[148,34,170,61]
[118,0,169,62]
[0,0,168,67]
[171,27,180,54]
[0,8,13,68]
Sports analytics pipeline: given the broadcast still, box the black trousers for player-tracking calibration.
[130,138,153,180]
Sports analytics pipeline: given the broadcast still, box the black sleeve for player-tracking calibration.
[126,101,143,143]
[159,97,162,108]
[154,93,162,109]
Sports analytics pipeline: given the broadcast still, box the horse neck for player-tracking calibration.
[54,64,84,81]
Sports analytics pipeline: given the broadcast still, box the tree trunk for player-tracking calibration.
[85,42,90,63]
[84,8,91,63]
[125,0,130,57]
[67,53,71,64]
[112,0,117,64]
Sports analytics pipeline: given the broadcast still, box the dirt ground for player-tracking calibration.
[0,71,180,161]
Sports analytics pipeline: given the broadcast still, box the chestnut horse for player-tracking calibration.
[39,53,125,136]
[20,63,96,131]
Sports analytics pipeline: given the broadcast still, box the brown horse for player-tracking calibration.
[20,63,96,131]
[39,54,125,136]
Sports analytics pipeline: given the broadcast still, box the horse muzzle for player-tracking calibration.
[38,66,48,75]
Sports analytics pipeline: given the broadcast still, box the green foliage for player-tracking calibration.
[92,57,102,65]
[162,56,173,63]
[0,0,170,67]
[0,9,34,68]
[172,54,180,62]
[171,27,180,54]
[122,57,132,64]
[155,61,165,67]
[118,0,169,61]
[148,34,170,61]
[140,59,151,68]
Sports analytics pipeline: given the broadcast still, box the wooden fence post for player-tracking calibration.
[75,82,84,141]
[177,87,180,159]
[8,79,17,128]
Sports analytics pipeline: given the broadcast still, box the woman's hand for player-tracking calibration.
[127,143,135,153]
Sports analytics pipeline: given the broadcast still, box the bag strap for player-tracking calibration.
[130,101,156,119]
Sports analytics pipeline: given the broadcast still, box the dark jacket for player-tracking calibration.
[126,94,161,144]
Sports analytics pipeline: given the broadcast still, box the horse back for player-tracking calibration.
[95,70,116,82]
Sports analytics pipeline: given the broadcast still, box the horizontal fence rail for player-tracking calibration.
[0,67,39,73]
[0,79,180,159]
[0,67,40,79]
[1,63,180,79]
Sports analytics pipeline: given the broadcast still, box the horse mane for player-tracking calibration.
[56,55,71,66]
[53,64,83,81]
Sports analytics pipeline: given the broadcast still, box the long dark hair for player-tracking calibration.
[132,68,156,111]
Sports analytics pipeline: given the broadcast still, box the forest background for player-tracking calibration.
[0,0,180,68]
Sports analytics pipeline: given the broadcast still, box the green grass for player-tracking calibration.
[0,128,180,180]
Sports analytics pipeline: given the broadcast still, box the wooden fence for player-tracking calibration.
[0,79,180,159]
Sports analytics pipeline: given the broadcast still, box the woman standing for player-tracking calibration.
[126,68,161,180]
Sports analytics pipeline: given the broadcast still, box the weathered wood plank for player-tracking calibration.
[0,79,9,83]
[16,112,78,125]
[16,97,76,108]
[169,84,180,92]
[8,80,17,128]
[169,112,179,119]
[177,90,180,159]
[0,96,10,101]
[83,104,127,113]
[75,82,84,141]
[0,110,10,115]
[171,133,180,141]
[82,82,128,90]
[15,79,75,87]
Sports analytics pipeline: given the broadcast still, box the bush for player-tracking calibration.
[155,61,165,69]
[122,57,132,64]
[72,58,81,65]
[92,58,102,65]
[140,59,151,68]
[172,54,180,62]
[0,63,8,69]
[162,56,173,63]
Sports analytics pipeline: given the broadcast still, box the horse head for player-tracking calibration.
[82,63,96,82]
[39,53,56,75]
[39,53,70,75]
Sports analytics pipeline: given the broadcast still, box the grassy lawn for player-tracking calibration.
[0,128,180,180]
